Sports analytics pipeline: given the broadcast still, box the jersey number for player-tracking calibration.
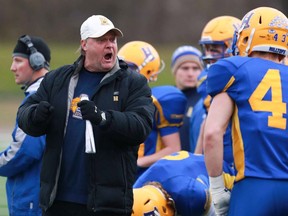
[162,150,189,160]
[248,69,286,129]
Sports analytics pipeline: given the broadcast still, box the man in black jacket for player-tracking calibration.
[17,15,154,216]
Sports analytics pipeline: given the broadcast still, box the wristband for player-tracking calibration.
[209,175,224,190]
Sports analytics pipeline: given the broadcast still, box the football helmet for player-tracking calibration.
[199,16,241,63]
[232,7,288,57]
[118,41,165,82]
[132,182,176,216]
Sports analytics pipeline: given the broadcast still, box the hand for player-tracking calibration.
[33,101,54,124]
[209,175,231,216]
[77,100,103,125]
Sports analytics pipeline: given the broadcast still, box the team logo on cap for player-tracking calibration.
[99,17,110,25]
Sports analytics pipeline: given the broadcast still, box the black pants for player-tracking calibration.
[42,200,131,216]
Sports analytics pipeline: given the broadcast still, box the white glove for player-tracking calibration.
[209,175,231,216]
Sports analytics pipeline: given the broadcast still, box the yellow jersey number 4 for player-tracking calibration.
[248,69,286,130]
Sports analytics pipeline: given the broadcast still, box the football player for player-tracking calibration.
[118,42,187,178]
[134,151,235,216]
[204,7,288,215]
[132,181,176,216]
[190,16,241,168]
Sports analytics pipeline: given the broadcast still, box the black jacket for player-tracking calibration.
[17,56,154,215]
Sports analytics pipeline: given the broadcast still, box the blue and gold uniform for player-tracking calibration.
[189,70,208,152]
[190,69,234,166]
[134,151,235,216]
[137,85,187,177]
[207,56,288,215]
[207,56,288,181]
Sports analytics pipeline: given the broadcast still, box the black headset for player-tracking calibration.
[19,35,46,71]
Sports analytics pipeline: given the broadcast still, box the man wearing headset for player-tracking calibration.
[0,35,51,216]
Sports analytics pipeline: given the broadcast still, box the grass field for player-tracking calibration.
[0,131,11,216]
[0,96,19,216]
[0,176,8,216]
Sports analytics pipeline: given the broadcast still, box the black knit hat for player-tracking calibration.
[13,35,51,65]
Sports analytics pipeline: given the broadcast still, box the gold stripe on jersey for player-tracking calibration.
[138,143,145,157]
[223,76,235,92]
[156,133,164,152]
[152,95,184,128]
[197,74,207,88]
[223,172,235,190]
[232,105,245,181]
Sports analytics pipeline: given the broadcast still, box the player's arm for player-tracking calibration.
[204,92,233,176]
[194,118,206,154]
[137,132,181,167]
[203,92,234,216]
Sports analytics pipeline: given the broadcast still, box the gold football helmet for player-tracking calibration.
[118,41,164,82]
[232,7,288,57]
[199,16,241,62]
[132,182,176,216]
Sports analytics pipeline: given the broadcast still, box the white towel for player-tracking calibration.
[80,94,96,154]
[85,120,96,153]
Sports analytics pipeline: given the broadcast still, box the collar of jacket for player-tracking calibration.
[24,77,45,96]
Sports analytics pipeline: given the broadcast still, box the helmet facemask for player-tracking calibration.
[199,16,241,68]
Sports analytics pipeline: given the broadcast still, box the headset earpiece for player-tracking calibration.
[19,35,46,71]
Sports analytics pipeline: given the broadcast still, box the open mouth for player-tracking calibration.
[104,53,112,60]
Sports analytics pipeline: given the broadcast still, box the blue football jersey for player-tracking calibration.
[190,69,234,166]
[142,85,187,153]
[207,56,288,181]
[134,151,235,216]
[137,85,187,177]
[197,69,209,104]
